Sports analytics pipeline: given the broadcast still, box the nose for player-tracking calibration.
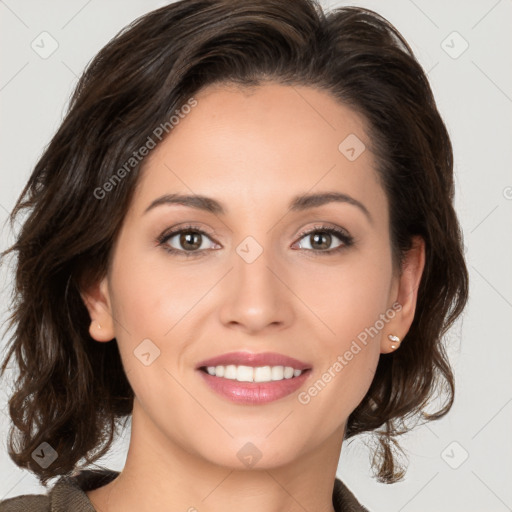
[217,241,295,334]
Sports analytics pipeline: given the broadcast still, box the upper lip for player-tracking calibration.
[196,351,311,371]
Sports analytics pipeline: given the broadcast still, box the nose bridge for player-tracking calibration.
[218,233,293,332]
[234,234,280,307]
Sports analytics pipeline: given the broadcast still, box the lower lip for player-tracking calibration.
[198,369,311,405]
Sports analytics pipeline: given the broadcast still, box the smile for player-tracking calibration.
[202,364,304,382]
[198,366,312,405]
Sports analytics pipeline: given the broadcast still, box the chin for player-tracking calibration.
[195,435,305,470]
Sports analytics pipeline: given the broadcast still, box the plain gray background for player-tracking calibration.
[0,1,511,511]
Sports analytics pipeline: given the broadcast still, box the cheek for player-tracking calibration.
[297,245,391,406]
[109,243,191,333]
[301,247,393,344]
[107,244,211,382]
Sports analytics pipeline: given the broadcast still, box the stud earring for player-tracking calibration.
[388,334,400,349]
[97,323,102,329]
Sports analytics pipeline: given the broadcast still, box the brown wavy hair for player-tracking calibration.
[0,0,468,486]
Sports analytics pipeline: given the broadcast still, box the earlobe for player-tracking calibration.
[80,275,116,342]
[381,236,426,354]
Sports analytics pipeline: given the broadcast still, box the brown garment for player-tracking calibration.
[0,469,370,511]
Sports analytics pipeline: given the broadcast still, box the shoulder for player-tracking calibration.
[333,477,371,512]
[0,468,119,512]
[0,493,50,511]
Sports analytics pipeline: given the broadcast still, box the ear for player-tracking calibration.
[80,274,116,342]
[381,235,426,354]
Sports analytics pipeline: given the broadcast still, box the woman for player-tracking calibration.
[0,0,468,511]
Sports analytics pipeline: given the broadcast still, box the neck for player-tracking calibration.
[87,398,344,512]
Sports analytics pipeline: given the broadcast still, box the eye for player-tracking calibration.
[293,225,354,255]
[157,224,219,257]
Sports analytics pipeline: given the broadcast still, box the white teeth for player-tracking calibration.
[224,364,237,380]
[271,366,284,381]
[283,366,294,379]
[236,365,254,382]
[203,364,304,382]
[254,366,272,382]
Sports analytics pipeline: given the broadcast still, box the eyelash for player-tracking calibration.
[156,223,354,258]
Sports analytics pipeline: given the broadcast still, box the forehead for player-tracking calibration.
[130,82,385,221]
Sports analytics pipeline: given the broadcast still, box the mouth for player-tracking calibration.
[198,364,310,382]
[195,351,312,405]
[196,351,311,372]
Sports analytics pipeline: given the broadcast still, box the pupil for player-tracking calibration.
[312,232,330,250]
[181,232,201,250]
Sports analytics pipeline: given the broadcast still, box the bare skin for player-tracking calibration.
[82,82,425,512]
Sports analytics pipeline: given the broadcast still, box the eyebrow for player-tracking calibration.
[143,191,373,224]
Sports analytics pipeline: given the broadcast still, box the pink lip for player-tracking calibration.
[195,351,312,405]
[195,351,311,371]
[198,368,312,405]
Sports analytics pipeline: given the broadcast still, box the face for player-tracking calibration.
[84,82,423,470]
